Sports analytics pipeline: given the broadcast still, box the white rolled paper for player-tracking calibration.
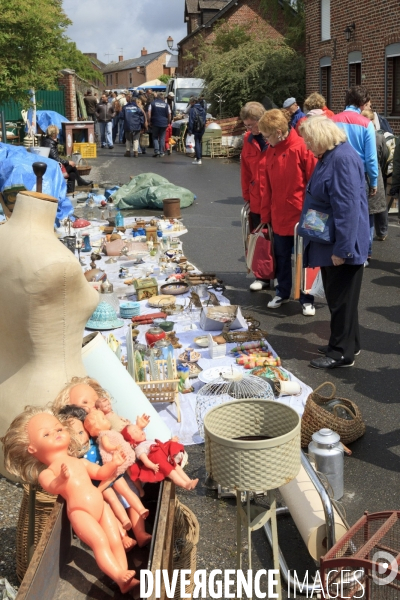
[277,380,301,396]
[279,465,347,561]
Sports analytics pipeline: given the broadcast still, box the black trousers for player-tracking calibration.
[321,264,364,362]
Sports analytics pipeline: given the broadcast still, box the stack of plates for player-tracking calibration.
[119,301,140,319]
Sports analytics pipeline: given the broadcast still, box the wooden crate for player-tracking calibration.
[16,482,177,600]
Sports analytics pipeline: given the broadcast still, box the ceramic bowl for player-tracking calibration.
[157,320,175,332]
[119,301,140,319]
[160,282,189,296]
[194,335,209,348]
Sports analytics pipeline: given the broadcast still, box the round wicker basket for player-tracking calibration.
[173,499,200,600]
[16,485,57,582]
[204,399,301,491]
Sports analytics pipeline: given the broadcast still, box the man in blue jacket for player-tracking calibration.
[148,92,171,157]
[121,95,145,157]
[332,86,378,195]
[282,97,305,129]
[188,97,206,165]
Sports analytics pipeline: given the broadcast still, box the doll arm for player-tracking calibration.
[171,436,179,442]
[39,464,69,494]
[82,449,126,480]
[136,413,150,430]
[101,433,120,454]
[138,453,159,473]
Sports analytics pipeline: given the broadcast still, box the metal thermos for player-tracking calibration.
[308,428,344,500]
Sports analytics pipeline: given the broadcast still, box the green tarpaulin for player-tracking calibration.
[112,173,195,210]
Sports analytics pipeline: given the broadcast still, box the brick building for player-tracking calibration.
[305,0,400,133]
[178,0,288,76]
[102,49,175,89]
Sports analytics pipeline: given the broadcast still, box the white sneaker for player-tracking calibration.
[267,296,289,309]
[192,159,202,165]
[249,280,269,291]
[302,303,316,316]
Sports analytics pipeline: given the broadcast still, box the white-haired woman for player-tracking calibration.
[298,116,370,369]
[41,125,92,192]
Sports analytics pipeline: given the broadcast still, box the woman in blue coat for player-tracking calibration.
[298,116,370,369]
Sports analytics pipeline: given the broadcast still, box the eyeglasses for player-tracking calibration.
[243,122,258,130]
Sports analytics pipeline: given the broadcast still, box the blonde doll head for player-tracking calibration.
[1,405,54,484]
[52,376,112,415]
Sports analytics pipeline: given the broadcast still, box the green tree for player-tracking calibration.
[59,40,104,84]
[158,74,172,84]
[213,21,251,52]
[0,0,101,107]
[193,37,305,117]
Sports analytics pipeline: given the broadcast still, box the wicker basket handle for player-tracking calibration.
[333,404,355,420]
[313,381,336,400]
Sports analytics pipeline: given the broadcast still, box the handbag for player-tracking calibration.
[185,134,195,153]
[246,223,275,281]
[298,189,335,244]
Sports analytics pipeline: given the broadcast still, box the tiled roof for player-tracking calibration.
[102,50,170,74]
[199,0,230,9]
[186,0,199,14]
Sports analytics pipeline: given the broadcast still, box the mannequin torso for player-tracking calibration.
[0,192,99,477]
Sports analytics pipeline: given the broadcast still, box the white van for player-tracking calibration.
[167,77,205,113]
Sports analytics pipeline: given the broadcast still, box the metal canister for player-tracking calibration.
[308,428,344,499]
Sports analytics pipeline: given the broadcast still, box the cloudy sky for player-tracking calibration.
[62,0,187,64]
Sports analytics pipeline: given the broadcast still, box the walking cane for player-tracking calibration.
[294,223,302,300]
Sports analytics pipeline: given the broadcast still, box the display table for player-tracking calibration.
[62,215,312,446]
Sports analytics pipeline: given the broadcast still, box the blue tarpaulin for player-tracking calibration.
[0,143,73,225]
[27,110,69,142]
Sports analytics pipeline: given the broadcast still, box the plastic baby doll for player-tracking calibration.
[95,396,131,433]
[84,409,150,520]
[58,405,136,543]
[1,406,138,595]
[122,416,198,490]
[52,376,109,415]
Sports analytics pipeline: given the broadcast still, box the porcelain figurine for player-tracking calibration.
[121,416,198,490]
[1,407,139,594]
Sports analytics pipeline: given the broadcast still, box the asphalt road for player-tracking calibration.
[91,144,400,597]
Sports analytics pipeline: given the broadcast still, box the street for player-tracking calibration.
[93,145,400,597]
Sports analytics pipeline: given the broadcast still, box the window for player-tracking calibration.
[393,57,400,115]
[348,51,362,87]
[384,43,400,116]
[129,72,132,84]
[110,74,113,85]
[321,0,330,41]
[320,57,332,108]
[115,73,118,84]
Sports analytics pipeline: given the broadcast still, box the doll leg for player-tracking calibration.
[134,479,145,498]
[100,502,128,570]
[168,469,199,490]
[173,464,192,484]
[103,488,132,530]
[116,518,137,552]
[127,507,152,548]
[112,478,149,519]
[69,509,137,594]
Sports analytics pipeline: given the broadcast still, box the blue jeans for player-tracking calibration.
[119,120,125,144]
[99,121,113,147]
[152,125,167,154]
[273,233,313,305]
[194,131,204,160]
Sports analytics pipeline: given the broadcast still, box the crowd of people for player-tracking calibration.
[241,85,397,370]
[82,88,206,162]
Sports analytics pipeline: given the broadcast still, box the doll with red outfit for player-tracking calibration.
[121,415,198,490]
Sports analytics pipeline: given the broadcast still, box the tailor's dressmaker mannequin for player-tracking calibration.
[0,191,99,477]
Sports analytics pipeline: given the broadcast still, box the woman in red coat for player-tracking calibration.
[259,109,317,315]
[240,102,270,291]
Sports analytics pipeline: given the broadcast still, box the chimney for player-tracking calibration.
[141,47,147,56]
[118,55,124,62]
